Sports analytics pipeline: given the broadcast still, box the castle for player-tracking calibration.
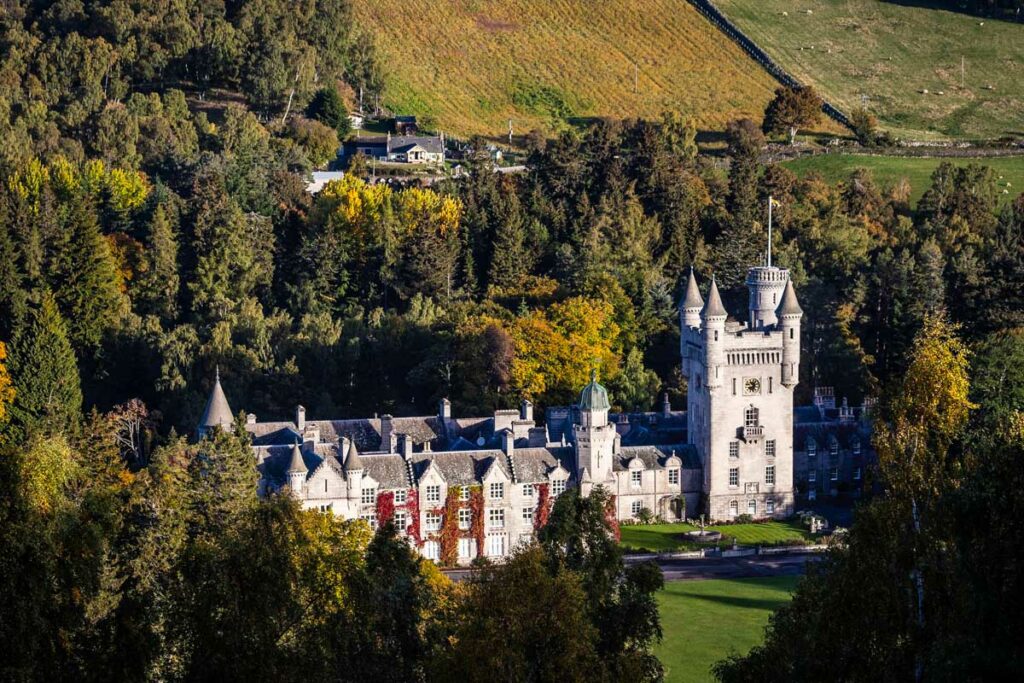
[198,262,872,564]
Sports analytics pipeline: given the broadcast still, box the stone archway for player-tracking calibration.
[659,495,684,521]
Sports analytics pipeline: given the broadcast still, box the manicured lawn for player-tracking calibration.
[719,0,1024,140]
[781,153,1024,207]
[620,520,814,553]
[656,576,798,683]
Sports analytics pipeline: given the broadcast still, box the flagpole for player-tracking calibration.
[767,196,773,268]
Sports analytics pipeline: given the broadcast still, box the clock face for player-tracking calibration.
[744,378,762,396]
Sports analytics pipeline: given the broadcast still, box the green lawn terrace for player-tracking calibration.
[620,519,817,553]
[656,576,799,683]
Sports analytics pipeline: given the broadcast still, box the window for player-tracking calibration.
[808,470,817,483]
[394,511,407,530]
[768,376,773,393]
[489,482,504,500]
[852,441,861,456]
[318,504,331,513]
[747,500,757,516]
[631,470,642,488]
[854,467,862,481]
[458,508,472,530]
[830,467,839,482]
[729,500,739,517]
[732,378,737,395]
[521,484,535,497]
[729,468,739,487]
[458,538,476,559]
[631,500,642,517]
[807,441,817,458]
[745,407,759,427]
[522,507,534,524]
[830,441,839,457]
[394,489,407,504]
[668,468,680,485]
[361,487,377,505]
[790,328,794,339]
[422,541,440,561]
[765,439,776,457]
[359,513,377,529]
[765,465,776,485]
[729,441,739,458]
[552,479,566,496]
[425,512,441,532]
[808,489,817,501]
[767,499,776,514]
[459,486,470,502]
[424,484,440,504]
[488,508,505,528]
[486,534,506,557]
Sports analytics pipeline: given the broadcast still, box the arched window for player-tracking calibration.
[729,500,738,517]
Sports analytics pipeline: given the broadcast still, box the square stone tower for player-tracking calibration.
[679,266,802,520]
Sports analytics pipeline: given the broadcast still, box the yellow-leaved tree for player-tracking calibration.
[511,296,620,405]
[873,313,975,679]
[0,341,13,425]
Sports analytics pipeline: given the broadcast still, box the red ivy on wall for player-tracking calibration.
[604,494,620,542]
[439,487,461,566]
[406,488,421,546]
[376,491,395,526]
[534,483,551,533]
[469,485,485,554]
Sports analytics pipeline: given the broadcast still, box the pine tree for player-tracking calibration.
[8,293,82,435]
[53,196,126,351]
[488,193,529,291]
[136,204,181,321]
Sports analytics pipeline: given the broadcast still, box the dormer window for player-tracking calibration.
[552,479,566,496]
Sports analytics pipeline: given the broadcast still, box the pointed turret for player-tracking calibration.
[287,442,307,473]
[776,279,803,317]
[197,368,234,438]
[701,276,727,319]
[343,439,364,473]
[680,268,704,330]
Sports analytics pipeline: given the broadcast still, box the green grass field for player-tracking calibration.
[718,0,1024,140]
[657,576,798,683]
[781,153,1024,207]
[621,520,813,553]
[352,0,803,139]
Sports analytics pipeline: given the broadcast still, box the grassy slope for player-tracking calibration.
[621,521,813,552]
[781,153,1024,207]
[351,0,787,139]
[718,0,1024,140]
[657,576,798,683]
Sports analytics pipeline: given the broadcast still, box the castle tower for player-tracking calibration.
[684,267,799,521]
[196,367,234,439]
[287,442,307,497]
[573,370,616,486]
[343,439,364,499]
[680,267,704,330]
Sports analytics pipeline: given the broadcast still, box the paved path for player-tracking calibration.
[442,551,821,583]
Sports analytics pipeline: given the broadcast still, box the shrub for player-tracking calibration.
[735,513,754,524]
[307,86,352,137]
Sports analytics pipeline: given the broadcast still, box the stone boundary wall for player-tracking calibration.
[686,0,852,129]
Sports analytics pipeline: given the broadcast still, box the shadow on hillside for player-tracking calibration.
[881,0,1022,23]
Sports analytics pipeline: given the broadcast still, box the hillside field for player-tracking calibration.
[780,153,1024,207]
[657,576,798,682]
[718,0,1024,140]
[352,0,792,139]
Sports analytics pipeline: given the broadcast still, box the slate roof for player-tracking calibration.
[248,416,447,450]
[777,280,803,316]
[360,454,412,489]
[702,277,728,318]
[511,447,574,482]
[680,268,704,309]
[257,443,338,485]
[409,450,511,486]
[199,371,234,429]
[615,444,700,471]
[389,135,443,154]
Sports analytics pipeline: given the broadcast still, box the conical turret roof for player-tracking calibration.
[343,439,364,472]
[701,276,727,318]
[578,369,611,412]
[199,368,233,430]
[287,442,307,473]
[777,279,803,316]
[680,268,704,309]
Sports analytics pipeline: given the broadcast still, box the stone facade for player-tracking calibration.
[193,259,878,564]
[680,265,801,520]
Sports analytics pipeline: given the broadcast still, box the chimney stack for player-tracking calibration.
[296,405,306,432]
[399,433,413,459]
[380,414,395,453]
